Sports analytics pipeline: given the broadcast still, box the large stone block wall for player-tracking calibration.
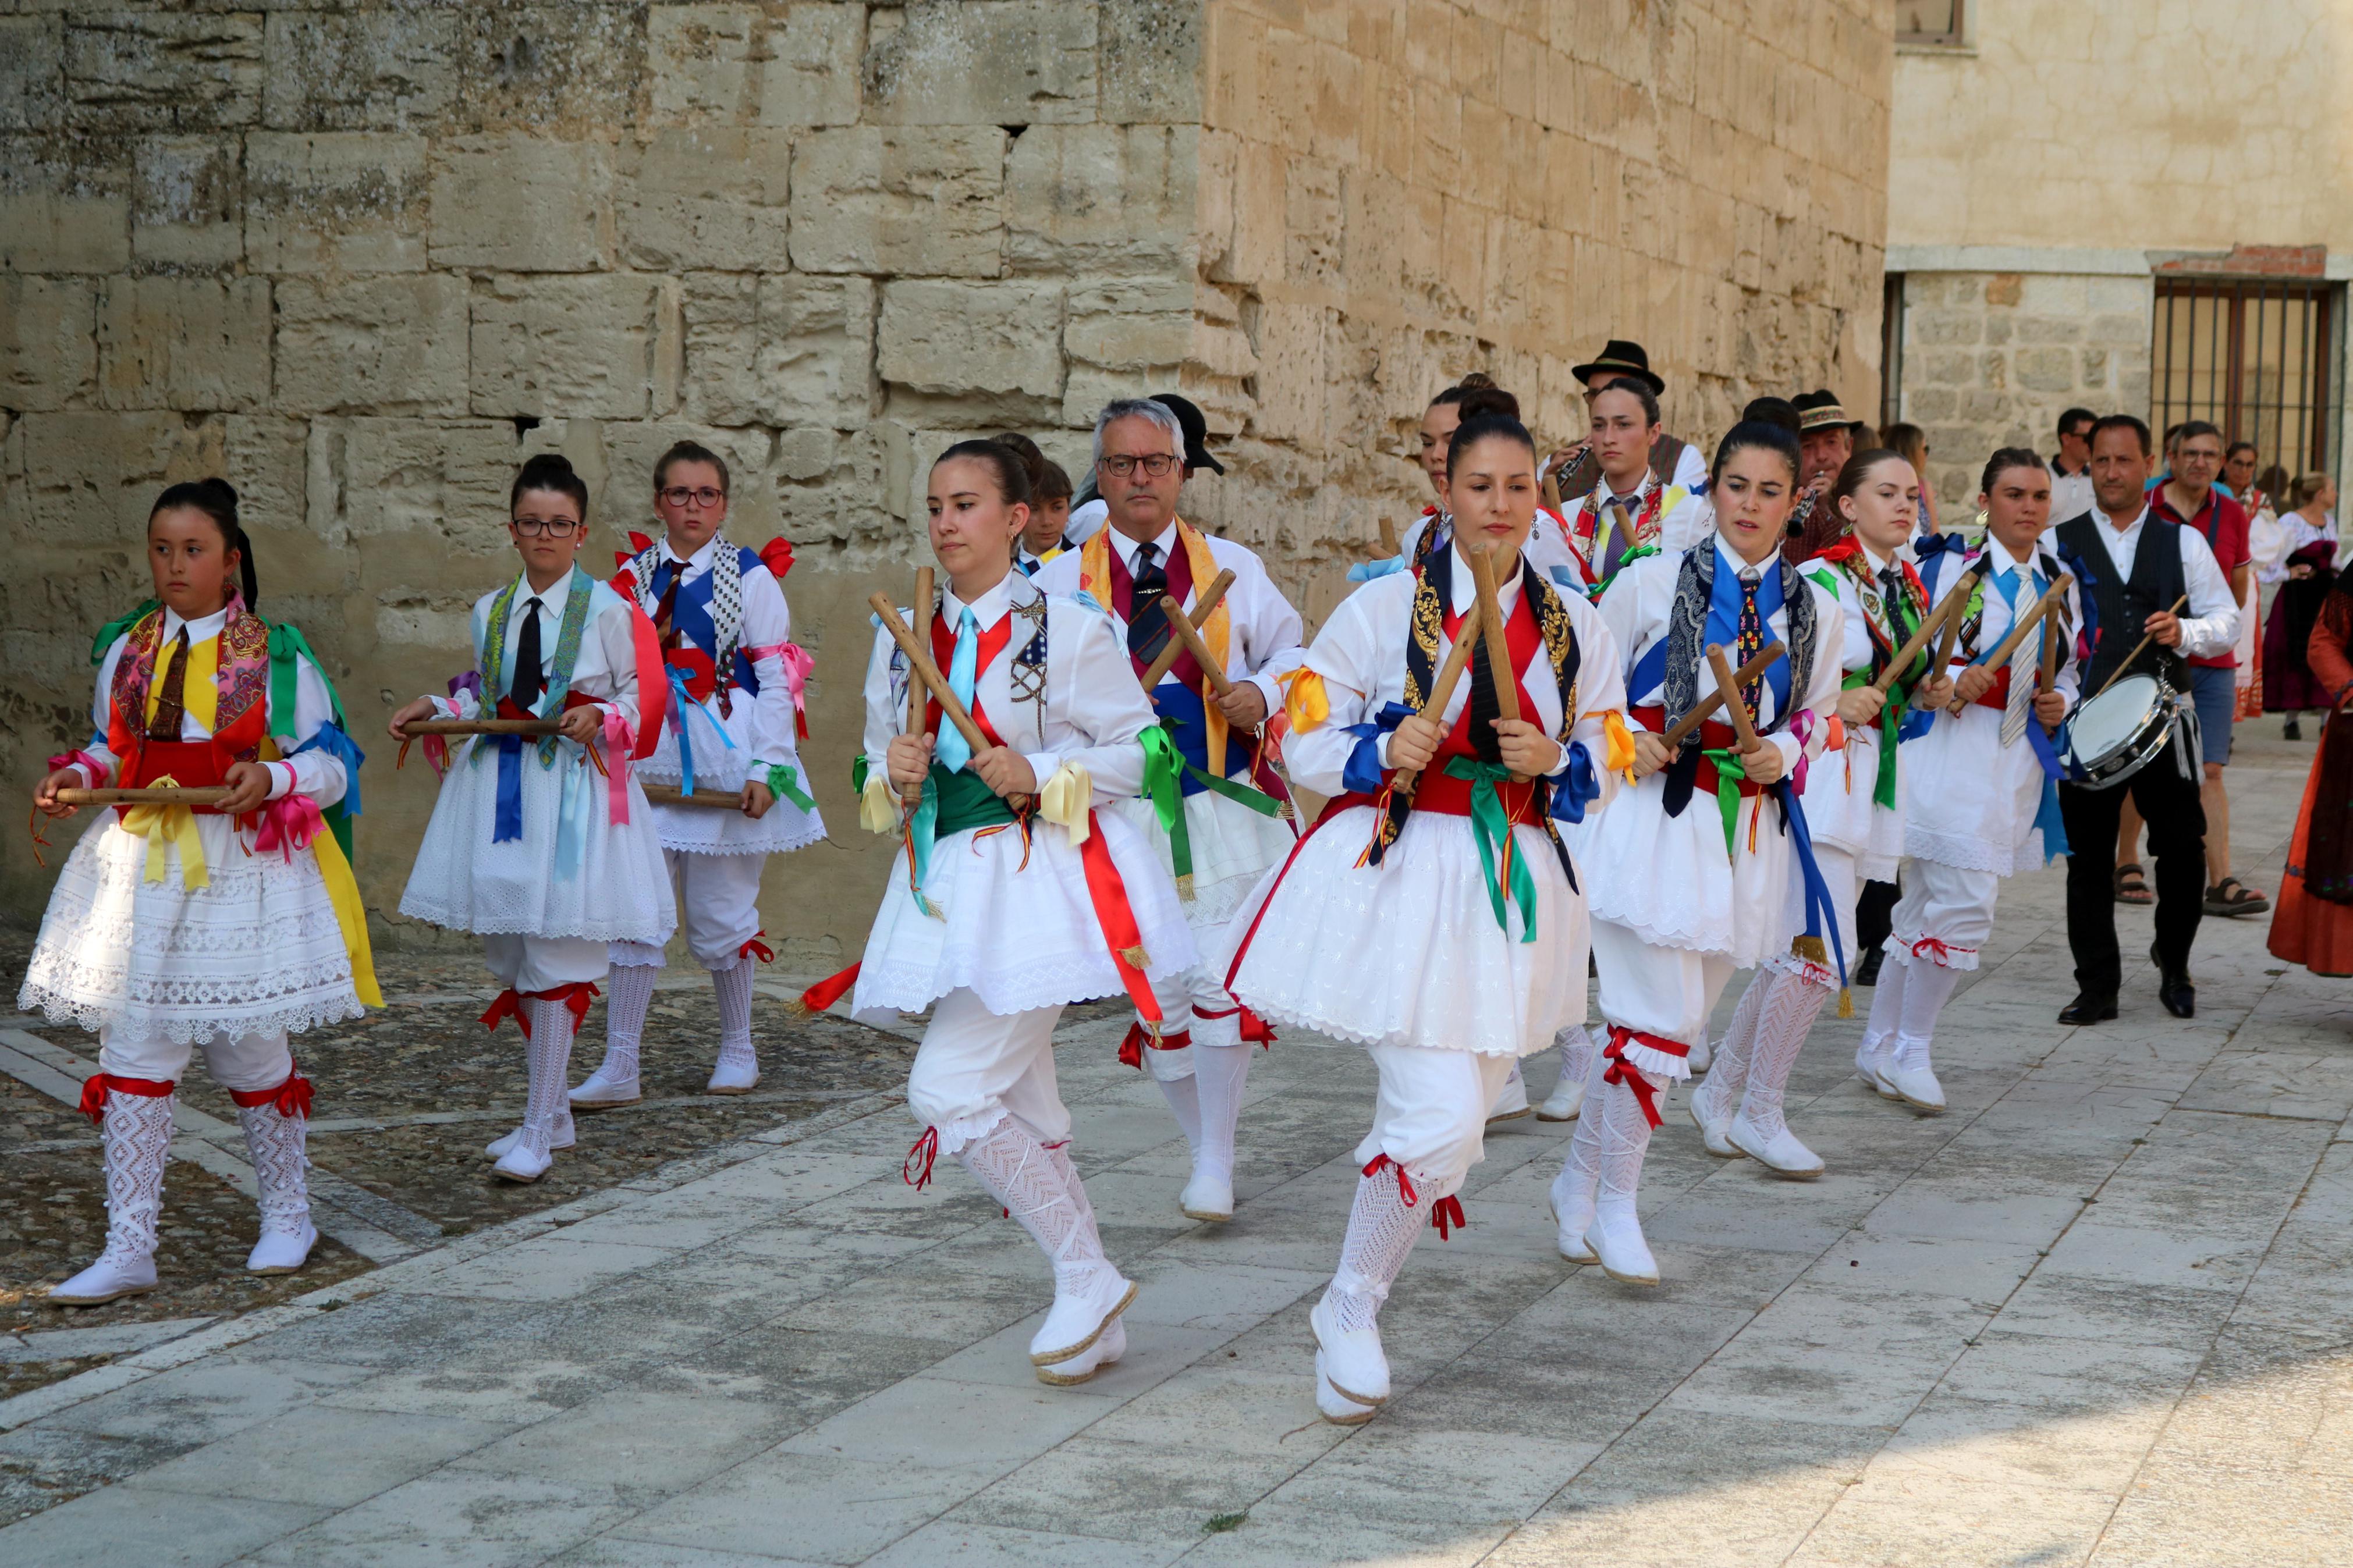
[1,1,1894,964]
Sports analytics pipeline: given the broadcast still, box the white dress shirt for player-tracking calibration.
[2077,504,2240,659]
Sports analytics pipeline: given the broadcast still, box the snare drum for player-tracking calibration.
[2064,674,2175,789]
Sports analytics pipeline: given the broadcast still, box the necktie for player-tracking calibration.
[1467,609,1504,763]
[934,607,979,774]
[512,597,545,713]
[1600,493,1639,579]
[1736,572,1765,720]
[652,564,683,650]
[1018,553,1041,578]
[148,627,191,741]
[1999,570,2039,746]
[1126,542,1171,664]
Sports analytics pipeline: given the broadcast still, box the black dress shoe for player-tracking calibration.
[2152,943,2196,1018]
[1854,946,1885,987]
[2059,993,2119,1025]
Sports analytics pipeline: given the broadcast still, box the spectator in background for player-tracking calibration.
[1064,392,1224,545]
[2146,422,2186,493]
[2239,457,2290,720]
[2049,407,2096,521]
[1783,390,1865,561]
[1880,421,1936,534]
[1017,458,1077,575]
[2221,440,2259,503]
[1544,339,1710,502]
[2265,473,2341,738]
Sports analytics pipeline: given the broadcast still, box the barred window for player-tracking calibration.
[1897,1,1965,47]
[2152,277,2341,475]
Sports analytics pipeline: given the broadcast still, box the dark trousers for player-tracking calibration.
[2059,739,2206,997]
[1857,878,1900,955]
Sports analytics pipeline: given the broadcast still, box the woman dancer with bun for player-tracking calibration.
[27,479,377,1302]
[1223,411,1626,1423]
[392,454,673,1183]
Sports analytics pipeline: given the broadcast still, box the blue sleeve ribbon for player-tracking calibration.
[665,664,737,795]
[288,723,365,817]
[1347,556,1408,583]
[1549,739,1601,824]
[1772,779,1847,988]
[1340,702,1413,795]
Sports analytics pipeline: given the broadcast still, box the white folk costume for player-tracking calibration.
[1861,533,2081,1111]
[1562,536,1845,1282]
[1032,521,1304,1222]
[1389,504,1589,595]
[579,533,825,1104]
[1560,467,1709,589]
[398,567,673,1181]
[810,566,1195,1386]
[1694,536,1935,1174]
[24,598,379,1302]
[1219,539,1627,1423]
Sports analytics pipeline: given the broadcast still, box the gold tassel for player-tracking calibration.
[1837,987,1854,1019]
[1175,872,1195,901]
[782,995,815,1019]
[1790,934,1827,963]
[1121,945,1152,969]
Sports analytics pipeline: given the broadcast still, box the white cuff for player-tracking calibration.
[1021,751,1063,794]
[265,761,296,801]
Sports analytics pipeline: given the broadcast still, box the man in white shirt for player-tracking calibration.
[2047,407,2096,522]
[2053,415,2240,1023]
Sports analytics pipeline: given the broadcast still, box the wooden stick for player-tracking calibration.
[1465,544,1521,724]
[1658,641,1787,749]
[54,787,230,807]
[1974,574,2073,677]
[898,567,934,810]
[1930,558,1991,675]
[868,592,990,756]
[1871,586,1969,695]
[401,717,560,737]
[2039,603,2062,693]
[1155,595,1236,698]
[1138,567,1237,690]
[642,785,750,809]
[1376,515,1401,557]
[1390,610,1489,802]
[1705,645,1766,754]
[2091,592,2192,699]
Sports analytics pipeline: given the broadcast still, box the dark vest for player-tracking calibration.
[2056,511,2188,691]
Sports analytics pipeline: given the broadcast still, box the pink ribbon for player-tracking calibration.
[254,795,325,862]
[602,707,635,826]
[747,642,815,739]
[48,749,109,786]
[1784,711,1819,792]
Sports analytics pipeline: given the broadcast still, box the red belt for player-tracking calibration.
[1629,707,1766,799]
[123,739,232,814]
[1411,759,1539,824]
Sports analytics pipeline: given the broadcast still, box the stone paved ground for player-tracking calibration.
[1,731,2348,1566]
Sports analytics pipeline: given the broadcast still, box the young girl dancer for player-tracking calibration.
[840,441,1194,1386]
[391,454,672,1182]
[575,442,822,1106]
[1558,407,1846,1283]
[1859,450,2077,1108]
[1222,413,1626,1424]
[26,479,378,1303]
[1691,451,1951,1174]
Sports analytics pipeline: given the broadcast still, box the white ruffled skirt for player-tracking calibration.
[636,698,826,856]
[850,808,1197,1022]
[1902,705,2047,876]
[1218,804,1585,1058]
[399,737,676,944]
[1580,774,1797,969]
[1800,730,1907,882]
[20,813,362,1046]
[1103,787,1298,935]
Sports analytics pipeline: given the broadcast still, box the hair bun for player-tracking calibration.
[1740,396,1802,437]
[197,476,240,506]
[521,453,576,477]
[1456,371,1498,392]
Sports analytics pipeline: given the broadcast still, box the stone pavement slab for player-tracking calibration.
[1,735,2347,1565]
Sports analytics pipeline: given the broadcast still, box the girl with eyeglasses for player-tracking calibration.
[389,454,673,1183]
[26,479,379,1304]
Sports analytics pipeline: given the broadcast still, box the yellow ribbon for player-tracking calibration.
[860,771,899,835]
[1602,710,1637,781]
[307,821,384,1008]
[120,776,208,890]
[1282,667,1330,734]
[1039,762,1094,844]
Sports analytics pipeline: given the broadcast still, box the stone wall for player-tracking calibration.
[1,2,1895,964]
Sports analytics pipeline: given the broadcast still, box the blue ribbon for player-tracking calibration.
[493,733,524,843]
[664,663,737,796]
[288,723,365,817]
[1341,702,1414,795]
[1549,739,1602,824]
[1347,556,1408,583]
[554,742,590,880]
[1770,778,1847,988]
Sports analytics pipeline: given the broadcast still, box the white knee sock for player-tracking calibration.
[1894,961,1962,1070]
[1740,970,1832,1140]
[519,998,578,1159]
[956,1117,1112,1293]
[1698,969,1770,1118]
[1555,1025,1595,1094]
[712,957,755,1075]
[1325,1165,1427,1332]
[597,963,657,1083]
[98,1090,175,1266]
[237,1101,311,1239]
[1191,1042,1251,1186]
[1861,950,1908,1058]
[1151,1035,1204,1152]
[1593,1071,1659,1222]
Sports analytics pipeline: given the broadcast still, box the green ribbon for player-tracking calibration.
[92,601,161,665]
[1839,670,1906,811]
[904,765,1020,918]
[267,620,357,862]
[1139,724,1191,888]
[1444,756,1539,943]
[1698,747,1751,855]
[765,762,816,812]
[1183,764,1286,817]
[850,753,869,796]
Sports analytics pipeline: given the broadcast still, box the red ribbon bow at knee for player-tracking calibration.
[1117,1024,1191,1070]
[480,982,602,1039]
[1602,1025,1689,1130]
[229,1070,314,1119]
[1908,935,1965,967]
[1191,1003,1277,1048]
[1364,1153,1419,1207]
[740,933,775,965]
[1430,1195,1467,1240]
[903,1126,941,1190]
[77,1072,173,1124]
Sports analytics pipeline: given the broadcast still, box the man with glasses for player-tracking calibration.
[576,440,825,1108]
[1036,399,1304,1224]
[2049,407,2096,522]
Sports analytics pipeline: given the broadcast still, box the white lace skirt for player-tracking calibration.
[635,700,826,856]
[851,808,1197,1022]
[399,738,677,944]
[1218,805,1585,1058]
[1903,706,2046,876]
[1103,787,1298,934]
[1800,731,1907,881]
[19,813,363,1046]
[1580,774,1797,969]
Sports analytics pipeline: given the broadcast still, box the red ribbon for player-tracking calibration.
[1076,812,1160,1026]
[229,1070,314,1118]
[603,707,635,825]
[1909,935,1968,967]
[481,982,601,1039]
[760,536,796,581]
[1194,1003,1277,1048]
[1364,1153,1418,1207]
[796,961,860,1014]
[903,1126,940,1190]
[253,794,325,862]
[1117,1024,1191,1070]
[740,933,775,964]
[1602,1025,1688,1129]
[1430,1195,1467,1240]
[77,1072,174,1124]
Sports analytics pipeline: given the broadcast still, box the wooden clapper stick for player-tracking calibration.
[54,787,230,807]
[1657,642,1788,749]
[1138,569,1237,691]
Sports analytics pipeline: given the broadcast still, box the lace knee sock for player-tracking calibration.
[1593,1071,1659,1218]
[519,998,578,1158]
[598,962,657,1083]
[1556,1025,1596,1095]
[956,1117,1110,1291]
[237,1101,311,1238]
[1699,970,1771,1117]
[1324,1165,1428,1332]
[1894,960,1962,1069]
[712,956,755,1075]
[1740,970,1832,1140]
[99,1090,175,1264]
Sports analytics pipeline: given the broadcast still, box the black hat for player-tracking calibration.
[1793,389,1868,436]
[1570,339,1666,396]
[1149,391,1226,476]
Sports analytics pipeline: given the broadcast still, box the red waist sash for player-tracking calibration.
[1630,707,1766,799]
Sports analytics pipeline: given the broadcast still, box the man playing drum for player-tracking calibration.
[1858,450,2080,1112]
[2053,415,2240,1023]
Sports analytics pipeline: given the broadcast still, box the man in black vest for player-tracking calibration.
[1546,340,1706,503]
[2054,415,2242,1023]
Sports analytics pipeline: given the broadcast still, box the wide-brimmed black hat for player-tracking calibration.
[1793,389,1868,436]
[1570,339,1666,395]
[1149,391,1226,475]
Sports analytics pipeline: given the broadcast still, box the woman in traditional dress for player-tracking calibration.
[27,479,378,1303]
[1222,412,1626,1423]
[834,441,1195,1386]
[391,454,673,1184]
[2264,474,2340,738]
[2268,566,2353,976]
[1692,450,1951,1174]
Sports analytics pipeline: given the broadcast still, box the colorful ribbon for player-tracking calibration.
[1139,725,1190,888]
[288,723,364,819]
[603,707,635,826]
[121,775,207,890]
[228,1071,314,1118]
[1444,756,1538,941]
[77,1072,174,1123]
[480,981,600,1039]
[765,762,816,811]
[253,794,324,861]
[903,1126,941,1190]
[1602,1027,1681,1128]
[665,663,737,797]
[48,748,109,786]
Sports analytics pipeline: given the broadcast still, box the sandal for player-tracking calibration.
[2114,862,2154,905]
[2205,877,2271,917]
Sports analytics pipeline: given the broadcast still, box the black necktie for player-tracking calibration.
[148,627,191,741]
[1127,542,1171,663]
[512,597,545,712]
[1467,610,1504,763]
[652,565,683,650]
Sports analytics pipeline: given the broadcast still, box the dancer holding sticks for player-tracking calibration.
[26,479,378,1303]
[1558,401,1846,1285]
[1035,400,1304,1224]
[390,454,672,1183]
[1860,449,2081,1108]
[1694,448,1954,1173]
[578,441,824,1108]
[821,440,1193,1388]
[1220,410,1627,1424]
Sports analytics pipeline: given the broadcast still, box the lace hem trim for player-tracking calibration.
[1227,995,1542,1058]
[16,984,365,1045]
[1904,823,2031,878]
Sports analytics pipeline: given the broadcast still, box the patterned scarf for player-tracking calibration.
[1660,542,1817,738]
[107,600,271,762]
[626,535,746,673]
